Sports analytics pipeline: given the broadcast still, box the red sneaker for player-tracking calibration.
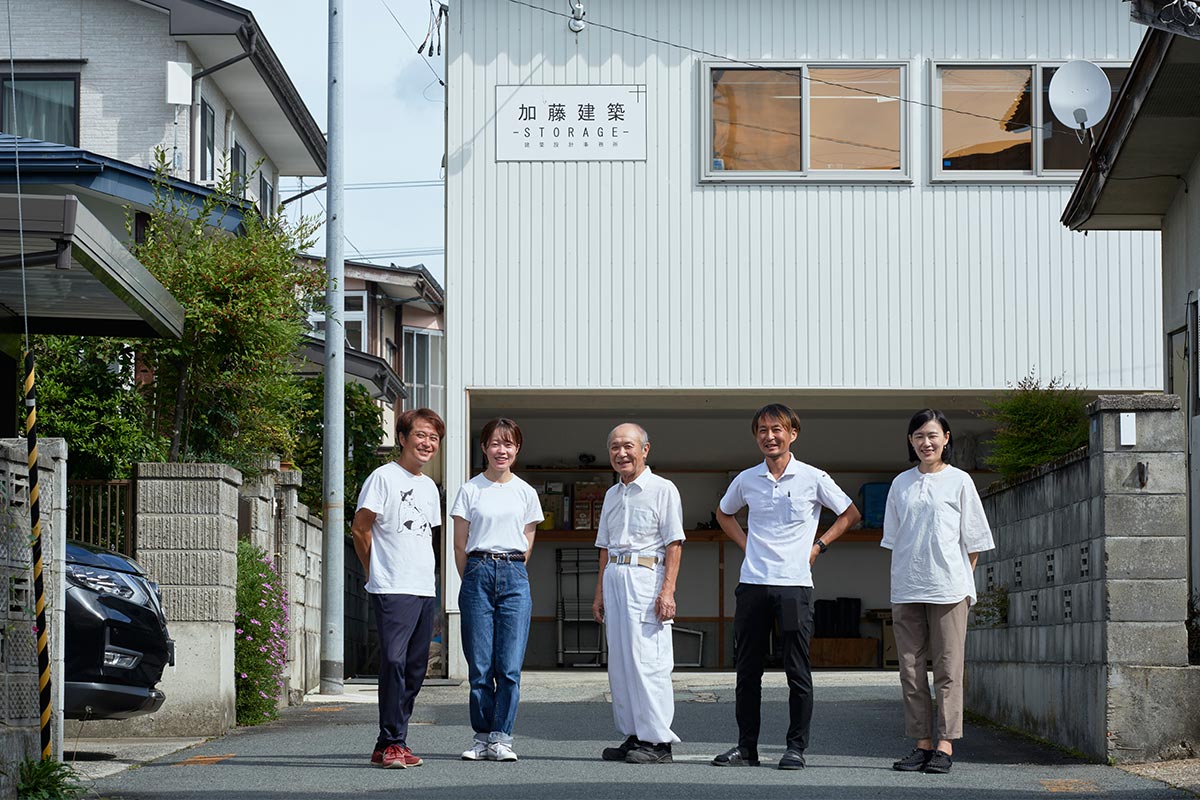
[370,747,386,765]
[379,744,407,768]
[397,746,424,768]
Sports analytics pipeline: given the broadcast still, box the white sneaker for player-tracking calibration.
[488,741,518,762]
[461,741,489,761]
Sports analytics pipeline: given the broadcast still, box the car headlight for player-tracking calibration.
[66,565,137,599]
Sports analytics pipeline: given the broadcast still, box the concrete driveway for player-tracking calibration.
[85,671,1196,799]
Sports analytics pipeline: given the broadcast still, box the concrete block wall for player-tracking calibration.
[272,469,323,703]
[105,462,241,738]
[0,438,67,794]
[967,395,1199,763]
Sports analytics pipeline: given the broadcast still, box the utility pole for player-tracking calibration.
[320,0,345,695]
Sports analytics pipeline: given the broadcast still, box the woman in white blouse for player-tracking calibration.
[449,418,544,763]
[881,409,994,775]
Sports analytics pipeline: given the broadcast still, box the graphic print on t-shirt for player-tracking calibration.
[397,488,431,536]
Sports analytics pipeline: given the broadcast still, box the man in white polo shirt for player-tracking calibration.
[591,422,685,765]
[712,404,861,770]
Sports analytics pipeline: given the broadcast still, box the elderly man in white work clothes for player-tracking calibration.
[591,422,685,765]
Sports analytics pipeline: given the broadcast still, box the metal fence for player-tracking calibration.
[66,478,135,557]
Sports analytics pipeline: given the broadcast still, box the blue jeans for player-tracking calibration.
[459,557,532,743]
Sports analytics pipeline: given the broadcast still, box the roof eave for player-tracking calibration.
[138,0,327,175]
[1063,28,1176,231]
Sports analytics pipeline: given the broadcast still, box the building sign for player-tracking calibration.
[496,85,647,162]
[1130,0,1200,39]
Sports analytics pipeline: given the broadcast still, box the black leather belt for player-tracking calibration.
[468,551,526,562]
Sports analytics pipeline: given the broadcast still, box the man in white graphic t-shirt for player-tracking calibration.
[352,408,445,770]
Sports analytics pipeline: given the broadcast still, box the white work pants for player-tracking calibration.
[603,560,679,745]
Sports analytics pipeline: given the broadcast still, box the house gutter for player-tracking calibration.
[1061,28,1175,230]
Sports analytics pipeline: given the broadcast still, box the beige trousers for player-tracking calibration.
[892,599,969,741]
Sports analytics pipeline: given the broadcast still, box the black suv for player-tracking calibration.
[64,542,174,720]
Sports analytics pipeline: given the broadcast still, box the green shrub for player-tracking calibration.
[984,372,1089,480]
[235,541,289,725]
[17,758,85,800]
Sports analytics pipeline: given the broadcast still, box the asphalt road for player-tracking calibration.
[88,672,1193,800]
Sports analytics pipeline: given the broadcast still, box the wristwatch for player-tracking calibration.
[815,539,829,554]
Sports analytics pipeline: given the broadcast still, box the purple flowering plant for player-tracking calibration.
[235,540,289,725]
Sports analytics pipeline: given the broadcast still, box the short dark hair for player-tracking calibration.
[751,403,801,434]
[480,417,523,450]
[906,408,953,463]
[397,407,446,440]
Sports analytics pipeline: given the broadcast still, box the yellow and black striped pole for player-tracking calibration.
[24,350,52,759]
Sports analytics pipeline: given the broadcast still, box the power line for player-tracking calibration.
[505,0,1084,138]
[350,248,445,259]
[309,190,368,261]
[281,179,443,191]
[379,0,445,87]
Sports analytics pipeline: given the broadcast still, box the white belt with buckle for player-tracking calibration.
[609,553,660,569]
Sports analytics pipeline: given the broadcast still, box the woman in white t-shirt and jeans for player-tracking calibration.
[450,418,544,763]
[882,409,995,775]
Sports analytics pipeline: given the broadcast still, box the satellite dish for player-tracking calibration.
[1048,60,1112,133]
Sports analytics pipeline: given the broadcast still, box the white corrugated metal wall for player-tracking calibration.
[446,0,1159,394]
[441,0,1162,676]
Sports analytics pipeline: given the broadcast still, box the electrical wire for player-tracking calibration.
[505,0,1088,138]
[281,179,443,191]
[309,190,368,261]
[379,0,445,87]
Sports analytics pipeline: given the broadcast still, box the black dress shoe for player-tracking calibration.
[625,741,672,764]
[602,735,638,761]
[777,749,806,770]
[924,750,953,774]
[711,746,759,767]
[892,747,934,771]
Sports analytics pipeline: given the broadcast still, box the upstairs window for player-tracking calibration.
[307,290,367,351]
[200,100,216,181]
[705,62,907,181]
[231,142,247,197]
[403,328,444,415]
[259,174,275,215]
[935,63,1127,179]
[0,75,78,146]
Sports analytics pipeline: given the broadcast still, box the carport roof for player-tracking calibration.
[0,135,248,232]
[0,193,183,339]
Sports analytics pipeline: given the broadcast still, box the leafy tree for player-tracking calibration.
[133,152,323,473]
[983,371,1090,480]
[292,376,386,516]
[30,336,166,479]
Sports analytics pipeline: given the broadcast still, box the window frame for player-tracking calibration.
[231,140,248,197]
[930,60,1130,184]
[0,72,81,147]
[307,289,368,351]
[200,99,216,182]
[259,173,275,215]
[700,60,911,184]
[402,327,445,414]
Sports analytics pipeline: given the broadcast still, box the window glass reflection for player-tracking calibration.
[809,68,902,170]
[941,67,1033,171]
[712,68,802,172]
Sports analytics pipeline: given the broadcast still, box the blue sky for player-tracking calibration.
[239,0,448,282]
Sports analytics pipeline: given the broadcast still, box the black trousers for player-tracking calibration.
[371,593,436,749]
[732,583,814,754]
